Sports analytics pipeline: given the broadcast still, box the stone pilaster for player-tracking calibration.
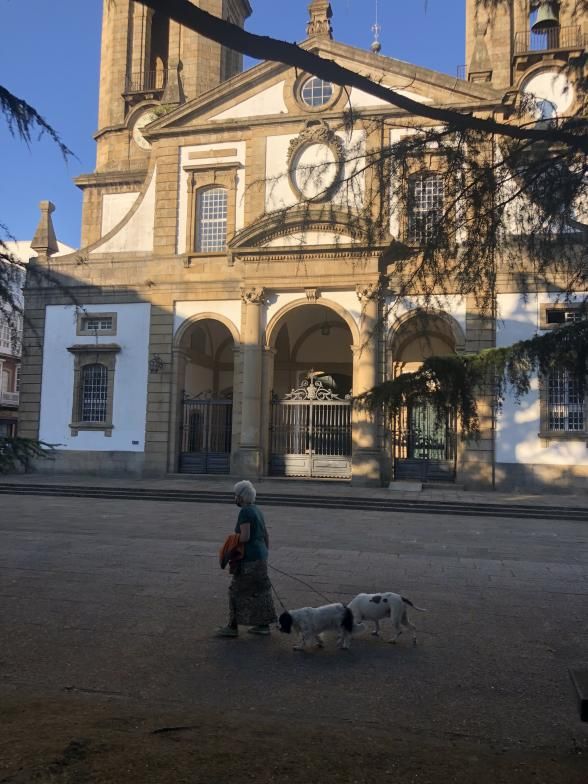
[459,295,497,489]
[351,282,382,485]
[260,346,277,476]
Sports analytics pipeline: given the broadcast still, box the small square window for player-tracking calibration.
[76,312,117,337]
[540,304,586,330]
[83,317,113,331]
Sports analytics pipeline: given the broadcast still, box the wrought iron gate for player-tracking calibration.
[180,393,232,474]
[393,398,457,482]
[269,378,352,479]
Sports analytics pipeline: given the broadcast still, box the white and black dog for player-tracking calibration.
[278,603,354,651]
[348,592,427,645]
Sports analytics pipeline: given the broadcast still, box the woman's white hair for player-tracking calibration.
[233,479,256,504]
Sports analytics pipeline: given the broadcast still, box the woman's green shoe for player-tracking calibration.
[215,625,238,637]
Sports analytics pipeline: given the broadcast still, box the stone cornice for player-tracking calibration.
[74,170,148,189]
[183,161,241,173]
[232,246,384,265]
[146,98,506,141]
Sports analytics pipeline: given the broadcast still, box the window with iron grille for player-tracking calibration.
[196,188,227,252]
[407,173,445,244]
[547,369,585,433]
[79,364,108,422]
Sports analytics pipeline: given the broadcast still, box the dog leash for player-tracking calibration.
[268,563,334,606]
[268,576,288,612]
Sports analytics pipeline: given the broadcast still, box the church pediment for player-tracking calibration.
[144,38,504,137]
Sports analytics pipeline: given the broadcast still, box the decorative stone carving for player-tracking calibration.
[306,0,333,40]
[287,121,342,162]
[240,286,266,304]
[356,282,382,303]
[287,121,344,203]
[305,287,320,302]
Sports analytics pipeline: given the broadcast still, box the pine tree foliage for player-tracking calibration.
[357,320,588,437]
[0,437,57,474]
[0,85,72,472]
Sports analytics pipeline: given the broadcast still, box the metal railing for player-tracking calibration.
[456,64,467,81]
[0,391,19,407]
[514,25,585,54]
[124,69,168,94]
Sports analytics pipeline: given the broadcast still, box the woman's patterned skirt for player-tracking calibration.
[228,560,277,627]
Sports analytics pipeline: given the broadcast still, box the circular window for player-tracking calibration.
[301,77,334,108]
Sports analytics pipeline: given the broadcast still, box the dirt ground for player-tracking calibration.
[1,694,586,784]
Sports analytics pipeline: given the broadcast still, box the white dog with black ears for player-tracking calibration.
[278,603,354,651]
[348,592,427,645]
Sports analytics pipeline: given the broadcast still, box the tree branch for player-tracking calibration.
[135,0,588,153]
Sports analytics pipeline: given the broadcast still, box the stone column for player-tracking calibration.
[236,287,265,477]
[260,346,277,476]
[352,282,382,485]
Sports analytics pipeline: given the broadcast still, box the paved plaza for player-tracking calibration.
[1,483,587,781]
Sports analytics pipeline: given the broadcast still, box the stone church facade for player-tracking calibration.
[19,0,587,490]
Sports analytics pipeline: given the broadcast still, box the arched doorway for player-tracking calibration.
[267,303,354,479]
[177,318,235,474]
[389,310,462,482]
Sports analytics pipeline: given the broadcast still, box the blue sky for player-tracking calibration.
[1,0,465,247]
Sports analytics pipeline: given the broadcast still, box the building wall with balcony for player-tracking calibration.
[1,241,74,437]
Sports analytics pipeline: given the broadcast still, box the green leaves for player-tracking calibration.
[357,320,588,437]
[0,438,57,474]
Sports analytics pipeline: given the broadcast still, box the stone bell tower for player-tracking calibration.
[77,0,251,246]
[465,0,586,88]
[95,0,251,169]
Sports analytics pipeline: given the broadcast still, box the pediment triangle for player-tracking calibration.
[147,36,504,135]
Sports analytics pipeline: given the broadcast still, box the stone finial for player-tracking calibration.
[307,0,333,40]
[31,201,59,257]
[162,62,184,106]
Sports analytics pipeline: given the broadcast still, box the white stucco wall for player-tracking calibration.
[495,292,588,466]
[176,142,246,255]
[101,192,140,236]
[39,303,150,451]
[210,81,288,120]
[349,86,432,109]
[91,170,156,254]
[174,300,241,342]
[265,130,365,213]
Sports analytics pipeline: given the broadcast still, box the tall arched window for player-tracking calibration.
[407,172,445,244]
[79,363,108,422]
[196,187,228,252]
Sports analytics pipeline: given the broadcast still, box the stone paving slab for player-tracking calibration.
[1,493,587,757]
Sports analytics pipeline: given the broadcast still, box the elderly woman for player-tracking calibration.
[215,480,277,637]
